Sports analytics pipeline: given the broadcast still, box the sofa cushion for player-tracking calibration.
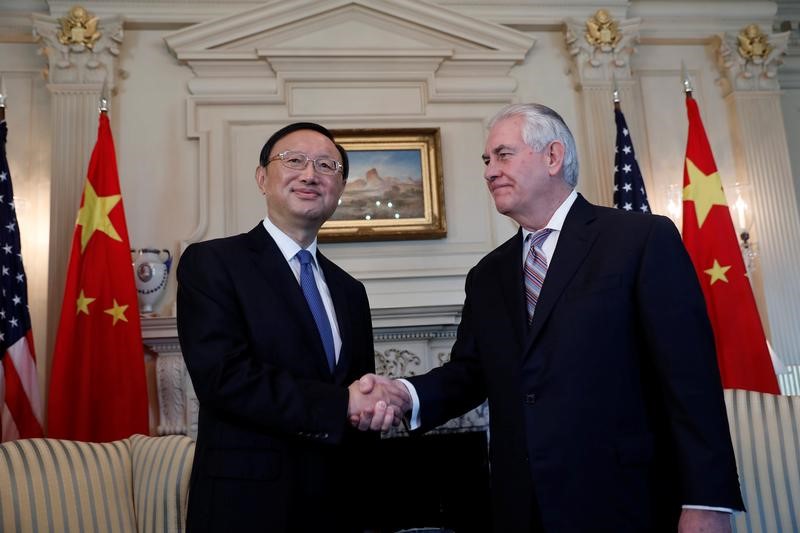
[0,437,137,532]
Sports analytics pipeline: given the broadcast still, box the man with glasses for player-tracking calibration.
[177,122,407,532]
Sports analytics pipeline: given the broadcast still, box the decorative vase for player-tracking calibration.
[131,248,172,315]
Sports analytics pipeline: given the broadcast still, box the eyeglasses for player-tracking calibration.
[267,151,343,176]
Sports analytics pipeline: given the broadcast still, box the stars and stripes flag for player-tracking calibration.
[681,94,779,394]
[0,119,44,441]
[612,106,651,214]
[48,112,149,441]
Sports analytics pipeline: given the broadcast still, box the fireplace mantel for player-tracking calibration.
[141,305,488,439]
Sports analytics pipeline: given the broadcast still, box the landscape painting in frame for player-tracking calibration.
[320,129,446,242]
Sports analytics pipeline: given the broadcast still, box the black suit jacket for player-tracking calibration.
[177,223,377,532]
[408,195,743,532]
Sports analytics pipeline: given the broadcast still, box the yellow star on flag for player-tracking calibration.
[704,259,731,285]
[683,158,728,228]
[76,181,122,252]
[104,299,129,325]
[76,289,96,315]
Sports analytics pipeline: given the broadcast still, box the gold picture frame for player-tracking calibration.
[320,128,446,242]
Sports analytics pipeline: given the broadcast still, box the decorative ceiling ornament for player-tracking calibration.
[716,24,790,92]
[57,6,101,50]
[737,24,773,61]
[585,10,621,51]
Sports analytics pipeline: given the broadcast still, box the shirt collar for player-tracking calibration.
[262,216,318,266]
[521,189,578,242]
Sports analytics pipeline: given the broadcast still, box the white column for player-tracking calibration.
[716,27,800,365]
[32,13,123,370]
[564,11,652,208]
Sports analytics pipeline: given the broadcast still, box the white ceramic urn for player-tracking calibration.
[131,248,172,314]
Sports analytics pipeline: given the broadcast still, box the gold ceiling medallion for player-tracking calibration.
[585,10,621,50]
[57,6,101,50]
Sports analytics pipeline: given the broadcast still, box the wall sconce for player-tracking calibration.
[730,183,757,274]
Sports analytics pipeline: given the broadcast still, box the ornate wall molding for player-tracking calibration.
[32,9,122,86]
[40,1,780,40]
[715,25,791,94]
[565,9,640,85]
[563,9,652,211]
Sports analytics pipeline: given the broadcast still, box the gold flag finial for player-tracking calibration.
[99,77,109,113]
[681,61,693,94]
[0,74,6,108]
[0,75,6,121]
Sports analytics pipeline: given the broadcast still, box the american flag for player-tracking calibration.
[0,119,43,441]
[613,107,651,213]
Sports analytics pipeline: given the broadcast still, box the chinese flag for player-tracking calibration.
[681,95,779,394]
[48,113,149,441]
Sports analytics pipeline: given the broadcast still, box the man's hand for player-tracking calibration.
[347,374,411,432]
[678,509,732,533]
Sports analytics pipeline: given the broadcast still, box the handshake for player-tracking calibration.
[347,374,412,432]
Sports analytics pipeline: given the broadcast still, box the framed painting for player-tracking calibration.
[320,128,446,242]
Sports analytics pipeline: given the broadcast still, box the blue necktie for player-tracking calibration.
[296,250,336,373]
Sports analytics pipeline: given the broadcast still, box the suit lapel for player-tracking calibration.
[318,252,353,385]
[245,224,333,379]
[524,195,599,355]
[498,229,528,348]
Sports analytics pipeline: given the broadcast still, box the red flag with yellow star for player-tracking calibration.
[682,95,779,394]
[48,113,149,440]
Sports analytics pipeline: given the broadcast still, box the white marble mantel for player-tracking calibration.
[141,305,488,439]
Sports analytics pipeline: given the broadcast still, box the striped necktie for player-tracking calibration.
[524,229,552,324]
[296,250,336,373]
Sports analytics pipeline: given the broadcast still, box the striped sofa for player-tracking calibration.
[726,389,800,533]
[0,434,194,533]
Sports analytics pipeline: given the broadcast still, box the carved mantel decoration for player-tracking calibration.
[32,6,122,85]
[716,24,790,93]
[565,9,640,85]
[142,310,489,440]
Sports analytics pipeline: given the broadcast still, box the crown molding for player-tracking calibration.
[0,13,37,42]
[0,1,783,42]
[629,1,779,42]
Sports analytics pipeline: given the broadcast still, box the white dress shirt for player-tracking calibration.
[262,216,342,363]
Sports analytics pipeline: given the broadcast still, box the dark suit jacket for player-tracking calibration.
[408,195,744,532]
[177,223,377,532]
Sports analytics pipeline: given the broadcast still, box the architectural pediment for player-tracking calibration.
[164,0,534,100]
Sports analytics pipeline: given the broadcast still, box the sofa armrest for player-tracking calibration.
[130,434,195,533]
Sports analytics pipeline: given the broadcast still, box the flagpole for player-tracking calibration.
[681,60,693,98]
[612,72,621,111]
[0,74,6,122]
[99,77,109,115]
